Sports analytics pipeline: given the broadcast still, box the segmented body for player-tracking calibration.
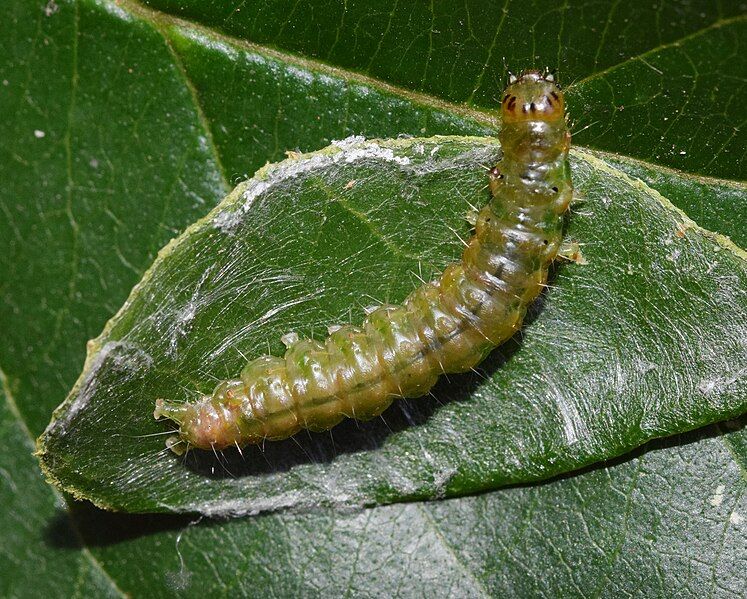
[155,71,573,453]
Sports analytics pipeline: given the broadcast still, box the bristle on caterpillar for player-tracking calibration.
[155,70,575,453]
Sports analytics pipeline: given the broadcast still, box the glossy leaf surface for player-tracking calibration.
[38,137,747,514]
[1,0,745,595]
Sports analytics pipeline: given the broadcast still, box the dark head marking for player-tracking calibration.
[501,70,565,123]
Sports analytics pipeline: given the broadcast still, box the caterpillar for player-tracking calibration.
[154,70,574,454]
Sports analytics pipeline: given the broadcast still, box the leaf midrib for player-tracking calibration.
[130,0,745,97]
[114,0,747,188]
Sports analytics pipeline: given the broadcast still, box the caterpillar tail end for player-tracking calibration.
[154,399,190,455]
[153,398,188,422]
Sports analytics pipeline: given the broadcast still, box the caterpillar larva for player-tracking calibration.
[154,70,574,454]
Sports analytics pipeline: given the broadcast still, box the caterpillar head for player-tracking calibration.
[501,71,564,123]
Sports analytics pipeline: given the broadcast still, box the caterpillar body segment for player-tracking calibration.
[154,70,574,453]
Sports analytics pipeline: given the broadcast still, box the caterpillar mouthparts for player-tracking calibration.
[155,70,575,454]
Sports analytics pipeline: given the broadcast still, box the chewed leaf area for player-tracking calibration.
[37,136,747,516]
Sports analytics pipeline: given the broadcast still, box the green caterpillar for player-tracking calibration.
[154,70,575,454]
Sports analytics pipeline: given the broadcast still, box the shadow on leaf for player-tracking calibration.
[44,415,744,549]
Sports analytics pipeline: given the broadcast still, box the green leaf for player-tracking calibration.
[65,420,747,597]
[2,0,746,594]
[0,373,122,598]
[38,135,747,513]
[141,0,747,179]
[597,153,747,249]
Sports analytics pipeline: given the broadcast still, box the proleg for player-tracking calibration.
[154,70,574,453]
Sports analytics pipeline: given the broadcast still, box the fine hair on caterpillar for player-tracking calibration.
[154,70,578,455]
